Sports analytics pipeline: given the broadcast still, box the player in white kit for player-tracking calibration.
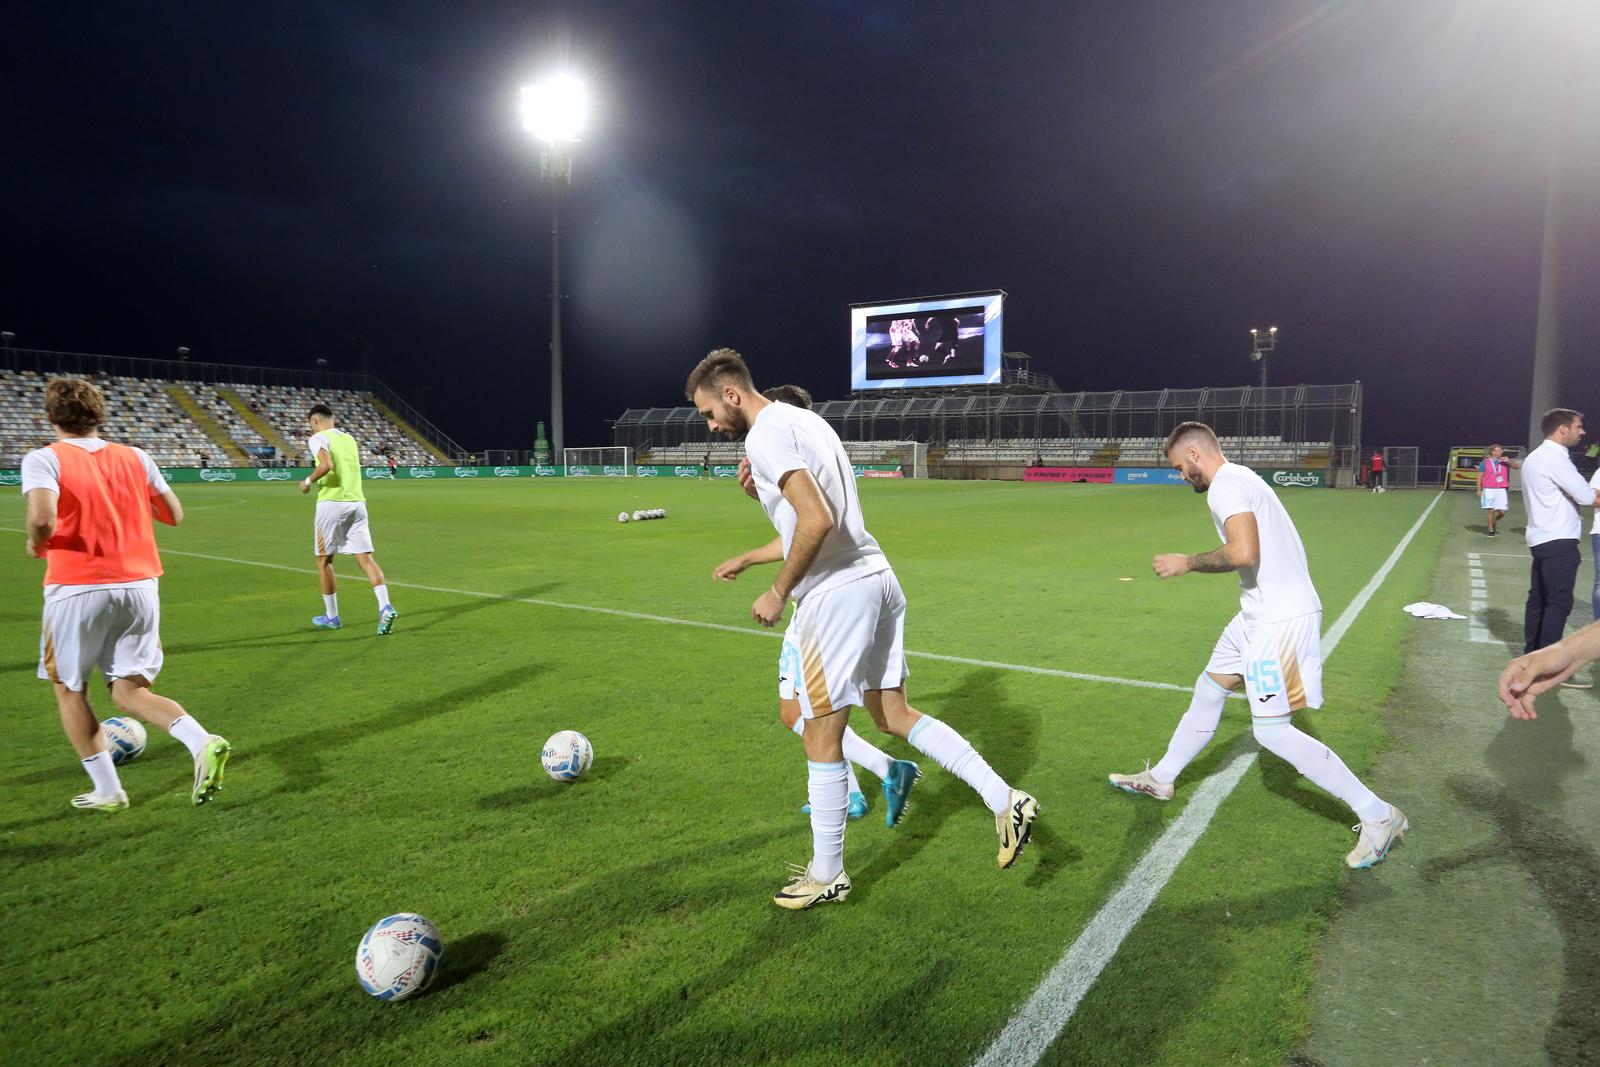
[1108,422,1407,869]
[688,349,1038,909]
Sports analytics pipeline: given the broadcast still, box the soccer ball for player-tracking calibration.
[660,508,667,518]
[631,511,642,521]
[542,730,593,781]
[355,914,443,1002]
[101,717,147,765]
[618,511,629,523]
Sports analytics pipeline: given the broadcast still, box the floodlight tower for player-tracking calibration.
[1249,326,1278,390]
[520,73,588,460]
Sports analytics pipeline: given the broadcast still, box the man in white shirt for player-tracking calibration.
[1518,409,1600,677]
[1109,422,1405,869]
[687,348,1038,909]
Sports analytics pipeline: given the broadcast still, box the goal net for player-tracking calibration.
[841,440,927,479]
[563,446,632,477]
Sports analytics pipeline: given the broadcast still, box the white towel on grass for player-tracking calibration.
[1403,601,1468,620]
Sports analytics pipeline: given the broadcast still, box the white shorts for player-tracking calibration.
[1481,488,1508,511]
[778,570,909,719]
[314,501,374,556]
[1205,611,1323,715]
[39,587,164,692]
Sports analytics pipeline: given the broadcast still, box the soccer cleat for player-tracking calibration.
[377,605,399,636]
[71,789,129,812]
[773,863,851,910]
[312,614,342,630]
[800,791,870,820]
[192,735,231,806]
[1109,761,1175,802]
[996,790,1040,869]
[1346,805,1409,869]
[882,759,921,827]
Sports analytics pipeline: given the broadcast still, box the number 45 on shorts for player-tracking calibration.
[1246,658,1283,699]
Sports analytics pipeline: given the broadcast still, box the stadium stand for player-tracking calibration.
[0,368,445,469]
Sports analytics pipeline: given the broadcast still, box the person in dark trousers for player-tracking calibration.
[1520,408,1600,688]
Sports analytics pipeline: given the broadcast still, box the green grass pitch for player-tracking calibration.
[1,478,1444,1066]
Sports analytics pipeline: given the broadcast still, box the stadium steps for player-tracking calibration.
[368,395,450,463]
[165,386,249,465]
[216,387,297,459]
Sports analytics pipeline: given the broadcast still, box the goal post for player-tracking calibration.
[563,446,632,477]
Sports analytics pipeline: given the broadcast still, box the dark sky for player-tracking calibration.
[5,1,1598,457]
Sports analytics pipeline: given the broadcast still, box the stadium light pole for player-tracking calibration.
[1250,327,1279,447]
[520,72,588,462]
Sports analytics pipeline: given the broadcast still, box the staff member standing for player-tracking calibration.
[1521,409,1600,687]
[1478,444,1519,537]
[1369,449,1385,493]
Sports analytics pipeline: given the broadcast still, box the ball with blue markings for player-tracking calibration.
[541,730,593,781]
[101,717,147,765]
[355,913,443,1002]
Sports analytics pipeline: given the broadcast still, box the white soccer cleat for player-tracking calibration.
[773,863,851,910]
[1109,761,1175,801]
[71,789,129,812]
[1346,805,1409,869]
[996,789,1040,869]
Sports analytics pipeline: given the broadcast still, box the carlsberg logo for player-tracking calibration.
[200,469,237,482]
[674,466,700,477]
[1272,470,1320,488]
[0,471,19,486]
[636,466,659,477]
[409,467,436,478]
[363,467,393,479]
[493,466,519,477]
[257,469,292,481]
[453,467,479,478]
[603,465,627,476]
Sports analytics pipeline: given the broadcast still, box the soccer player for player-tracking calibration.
[1108,422,1406,869]
[712,382,920,825]
[22,377,231,811]
[1369,449,1385,493]
[1478,444,1518,537]
[301,404,399,635]
[688,349,1038,910]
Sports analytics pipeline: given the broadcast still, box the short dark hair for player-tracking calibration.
[763,383,812,410]
[1541,407,1582,437]
[308,403,334,420]
[45,377,107,434]
[685,348,755,401]
[1164,420,1219,456]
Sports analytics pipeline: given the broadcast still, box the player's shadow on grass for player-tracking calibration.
[401,582,564,635]
[1485,693,1587,810]
[1484,606,1525,651]
[1423,775,1600,1066]
[477,756,633,808]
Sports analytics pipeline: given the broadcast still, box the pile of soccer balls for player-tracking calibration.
[352,729,594,1002]
[617,508,667,523]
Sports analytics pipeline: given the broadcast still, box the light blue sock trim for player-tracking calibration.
[906,716,935,745]
[1200,674,1232,696]
[1251,714,1291,728]
[806,760,847,772]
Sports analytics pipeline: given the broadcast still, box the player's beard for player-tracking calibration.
[1184,461,1209,493]
[717,404,751,440]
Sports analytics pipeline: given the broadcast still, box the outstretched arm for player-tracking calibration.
[1153,512,1260,579]
[1500,620,1600,719]
[714,536,783,581]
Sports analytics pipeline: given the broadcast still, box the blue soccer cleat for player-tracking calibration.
[800,790,870,820]
[882,759,921,827]
[377,605,399,636]
[312,614,342,630]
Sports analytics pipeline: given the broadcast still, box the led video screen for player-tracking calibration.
[850,291,1004,390]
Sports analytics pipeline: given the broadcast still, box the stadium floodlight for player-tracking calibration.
[519,69,590,460]
[519,74,587,145]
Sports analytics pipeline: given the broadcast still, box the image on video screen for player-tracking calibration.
[864,306,985,380]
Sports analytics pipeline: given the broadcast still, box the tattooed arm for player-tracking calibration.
[1153,513,1261,579]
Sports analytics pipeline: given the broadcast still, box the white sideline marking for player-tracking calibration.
[973,491,1445,1067]
[0,530,1198,697]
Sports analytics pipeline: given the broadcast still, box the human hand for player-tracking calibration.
[1152,553,1190,579]
[1500,644,1580,720]
[714,555,747,581]
[752,587,785,627]
[738,458,757,500]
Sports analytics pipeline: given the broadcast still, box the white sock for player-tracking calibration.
[842,727,892,781]
[81,750,122,796]
[845,762,862,796]
[906,715,1011,813]
[323,593,339,618]
[168,714,210,758]
[1151,674,1229,783]
[807,760,848,880]
[1252,718,1389,823]
[373,584,390,610]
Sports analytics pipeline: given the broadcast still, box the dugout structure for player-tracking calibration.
[614,383,1363,479]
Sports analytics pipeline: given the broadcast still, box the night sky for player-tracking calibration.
[5,1,1598,457]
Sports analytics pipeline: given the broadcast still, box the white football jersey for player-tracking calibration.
[1205,462,1321,624]
[743,401,890,603]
